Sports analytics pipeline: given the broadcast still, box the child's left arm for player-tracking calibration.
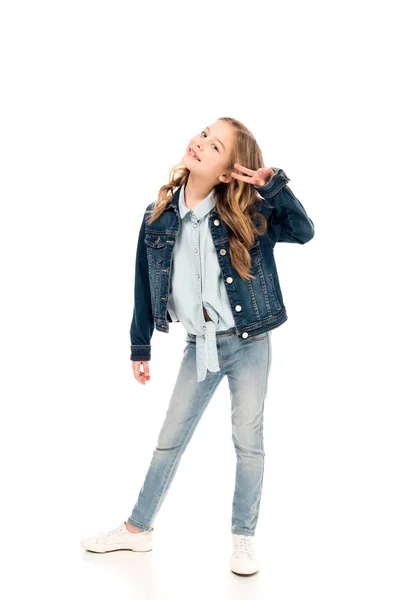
[232,164,315,245]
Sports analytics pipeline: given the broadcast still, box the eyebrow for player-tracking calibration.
[205,126,225,151]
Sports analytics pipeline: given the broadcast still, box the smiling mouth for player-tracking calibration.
[188,147,201,161]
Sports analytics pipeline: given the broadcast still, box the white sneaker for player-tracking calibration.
[81,521,153,553]
[230,533,260,575]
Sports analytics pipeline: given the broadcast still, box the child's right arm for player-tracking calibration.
[130,208,155,371]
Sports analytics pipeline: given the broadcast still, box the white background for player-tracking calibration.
[1,0,399,598]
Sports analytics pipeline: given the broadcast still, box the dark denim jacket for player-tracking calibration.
[130,168,315,361]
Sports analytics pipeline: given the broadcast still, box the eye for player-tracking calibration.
[201,131,219,152]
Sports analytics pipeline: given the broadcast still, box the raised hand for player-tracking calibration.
[231,163,275,187]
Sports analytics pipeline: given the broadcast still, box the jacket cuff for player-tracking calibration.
[254,167,280,191]
[130,344,151,362]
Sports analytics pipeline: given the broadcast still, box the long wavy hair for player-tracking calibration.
[147,116,269,280]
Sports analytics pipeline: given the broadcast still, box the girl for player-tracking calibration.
[81,117,315,575]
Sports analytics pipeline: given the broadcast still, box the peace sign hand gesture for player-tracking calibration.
[231,163,275,187]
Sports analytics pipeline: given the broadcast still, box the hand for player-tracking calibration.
[131,360,151,385]
[231,163,275,187]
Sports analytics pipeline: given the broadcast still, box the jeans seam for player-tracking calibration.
[250,337,271,532]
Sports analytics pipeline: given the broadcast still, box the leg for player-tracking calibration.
[225,332,272,537]
[127,341,224,531]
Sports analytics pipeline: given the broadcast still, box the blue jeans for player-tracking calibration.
[127,326,272,537]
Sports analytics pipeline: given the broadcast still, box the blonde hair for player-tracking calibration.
[147,116,268,280]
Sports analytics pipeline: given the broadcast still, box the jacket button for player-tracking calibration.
[235,305,242,311]
[220,248,226,256]
[214,219,220,226]
[226,277,233,283]
[242,331,248,338]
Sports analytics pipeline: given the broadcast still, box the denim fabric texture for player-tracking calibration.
[128,326,272,536]
[129,168,315,362]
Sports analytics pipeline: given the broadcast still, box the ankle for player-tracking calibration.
[125,521,144,533]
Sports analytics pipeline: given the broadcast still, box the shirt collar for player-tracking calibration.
[178,183,216,221]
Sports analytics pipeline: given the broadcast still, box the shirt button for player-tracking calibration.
[220,248,226,256]
[235,305,242,311]
[214,219,220,226]
[193,224,198,228]
[196,274,200,278]
[194,248,198,253]
[242,331,248,338]
[226,277,233,283]
[202,325,206,329]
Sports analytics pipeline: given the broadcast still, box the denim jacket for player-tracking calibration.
[130,168,315,362]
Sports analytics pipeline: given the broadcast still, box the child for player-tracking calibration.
[81,117,315,575]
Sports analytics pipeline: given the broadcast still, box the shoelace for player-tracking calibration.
[232,535,254,558]
[96,524,124,543]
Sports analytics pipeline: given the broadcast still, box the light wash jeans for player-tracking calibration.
[127,326,272,537]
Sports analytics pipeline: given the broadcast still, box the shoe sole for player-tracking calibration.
[230,559,259,575]
[81,539,153,553]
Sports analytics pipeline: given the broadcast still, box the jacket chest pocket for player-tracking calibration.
[144,233,167,265]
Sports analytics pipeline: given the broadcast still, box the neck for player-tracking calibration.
[184,174,214,209]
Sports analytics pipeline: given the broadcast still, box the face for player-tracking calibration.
[182,120,236,186]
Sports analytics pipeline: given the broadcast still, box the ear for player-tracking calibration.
[218,172,234,184]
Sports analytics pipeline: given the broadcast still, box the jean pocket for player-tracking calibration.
[267,273,282,310]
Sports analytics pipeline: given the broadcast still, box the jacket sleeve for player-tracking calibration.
[254,169,315,245]
[129,209,155,362]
